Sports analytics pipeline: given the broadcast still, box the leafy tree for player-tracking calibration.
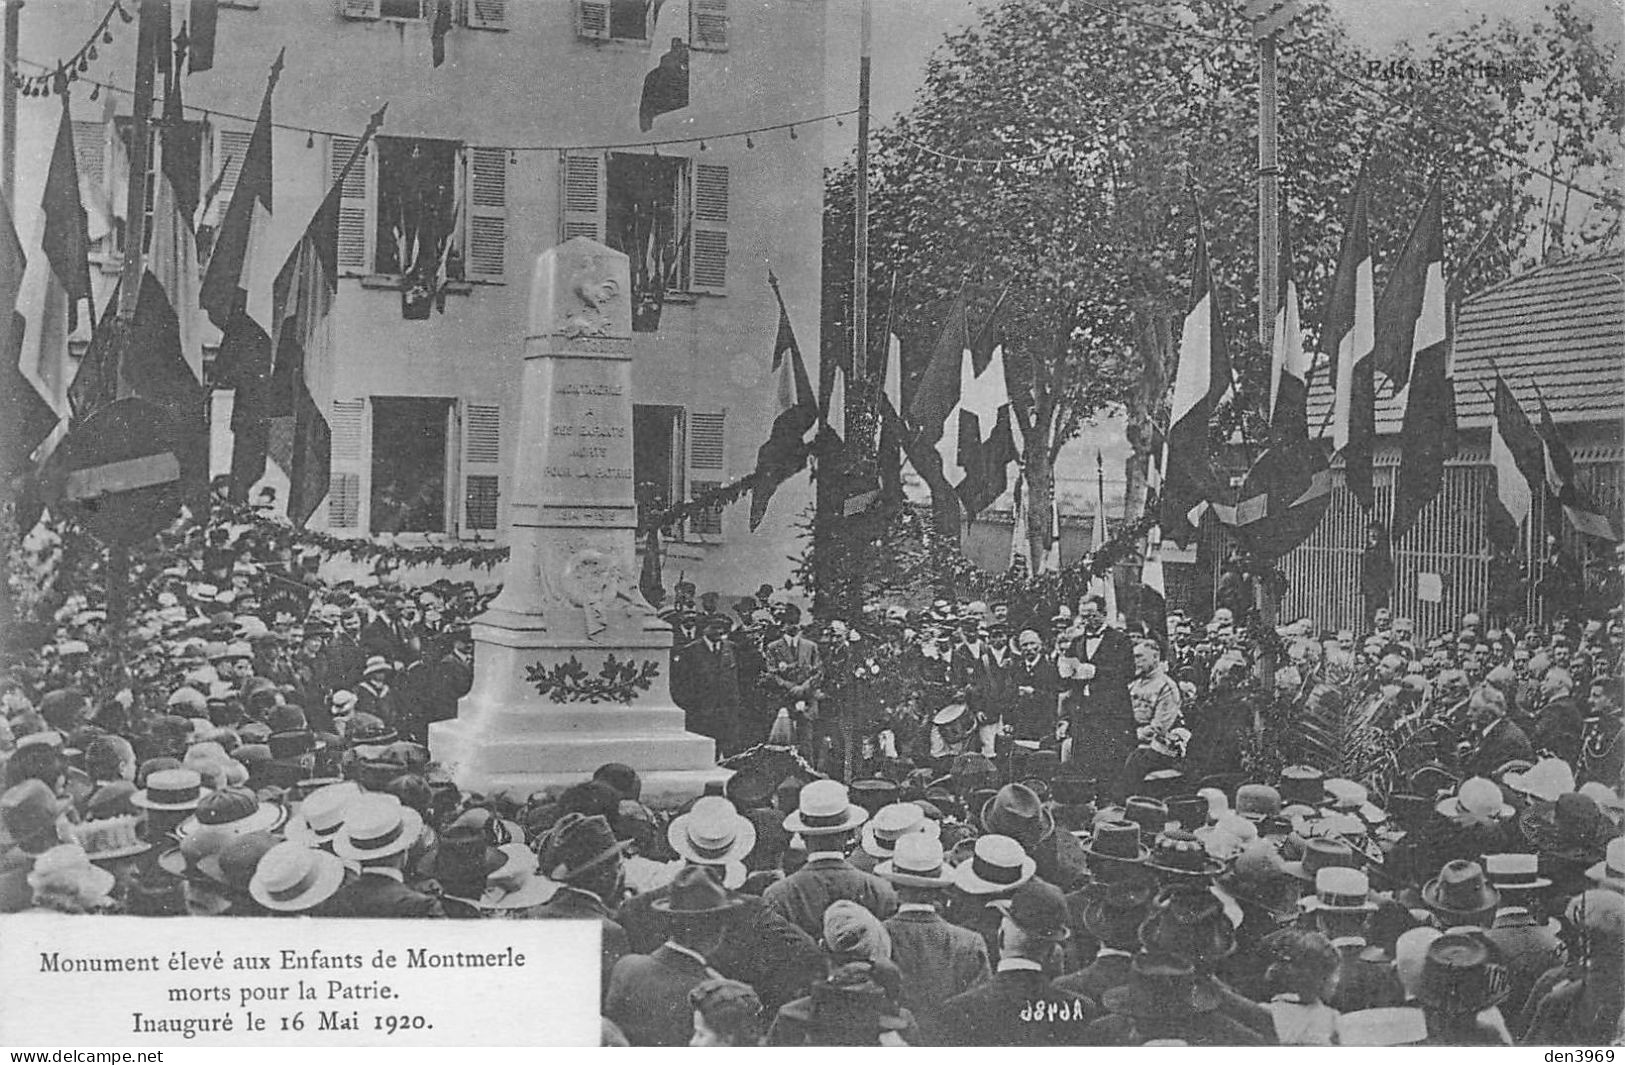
[823,0,1621,567]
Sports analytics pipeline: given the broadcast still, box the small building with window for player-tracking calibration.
[17,0,826,596]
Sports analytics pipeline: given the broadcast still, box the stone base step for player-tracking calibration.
[463,768,733,806]
[428,717,721,792]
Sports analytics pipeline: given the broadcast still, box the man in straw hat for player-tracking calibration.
[878,832,990,1030]
[617,796,822,1012]
[249,841,348,916]
[605,865,745,1046]
[330,793,441,918]
[763,780,896,939]
[933,878,1091,1046]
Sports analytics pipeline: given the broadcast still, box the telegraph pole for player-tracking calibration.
[2,0,19,210]
[853,0,871,383]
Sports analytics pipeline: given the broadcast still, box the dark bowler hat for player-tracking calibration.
[1167,795,1210,832]
[431,824,506,885]
[1122,796,1170,839]
[991,878,1071,940]
[1100,953,1220,1019]
[1282,837,1359,884]
[1083,819,1150,869]
[1415,933,1512,1016]
[542,813,630,883]
[1279,765,1328,808]
[981,783,1055,844]
[650,864,745,918]
[849,778,900,816]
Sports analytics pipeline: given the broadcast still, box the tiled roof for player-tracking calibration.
[1305,251,1624,434]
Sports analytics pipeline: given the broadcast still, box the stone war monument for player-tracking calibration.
[429,238,724,801]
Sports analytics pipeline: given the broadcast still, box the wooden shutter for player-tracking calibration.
[464,147,506,280]
[690,0,727,51]
[689,162,729,293]
[339,0,380,19]
[686,411,725,537]
[460,401,503,534]
[330,134,373,273]
[213,126,254,212]
[462,0,506,29]
[558,150,605,243]
[328,399,369,530]
[71,121,105,190]
[575,0,610,39]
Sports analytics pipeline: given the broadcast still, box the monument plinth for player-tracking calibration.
[429,238,724,802]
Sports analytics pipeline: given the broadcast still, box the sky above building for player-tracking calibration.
[822,0,1624,164]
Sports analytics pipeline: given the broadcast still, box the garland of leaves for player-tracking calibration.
[525,654,662,705]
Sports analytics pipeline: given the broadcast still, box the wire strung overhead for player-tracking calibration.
[8,54,854,153]
[10,0,131,98]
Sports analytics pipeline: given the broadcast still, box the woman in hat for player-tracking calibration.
[1520,889,1624,1045]
[1413,932,1514,1045]
[768,959,918,1046]
[25,843,117,914]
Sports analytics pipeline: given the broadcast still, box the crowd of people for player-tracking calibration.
[0,502,1622,1045]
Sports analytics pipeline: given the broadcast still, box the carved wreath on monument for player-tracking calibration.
[525,654,662,705]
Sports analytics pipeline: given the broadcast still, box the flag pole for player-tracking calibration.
[852,0,871,384]
[115,0,164,326]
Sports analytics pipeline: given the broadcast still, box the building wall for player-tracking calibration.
[12,0,826,599]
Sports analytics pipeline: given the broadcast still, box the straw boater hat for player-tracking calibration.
[286,781,363,847]
[333,794,423,862]
[783,780,868,836]
[249,841,347,913]
[1483,852,1553,893]
[1586,836,1625,892]
[875,832,957,889]
[953,834,1035,895]
[861,802,939,860]
[1300,866,1379,913]
[130,768,210,811]
[666,796,754,889]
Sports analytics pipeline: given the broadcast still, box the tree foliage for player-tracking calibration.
[823,0,1622,562]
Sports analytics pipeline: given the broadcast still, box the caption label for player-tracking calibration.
[0,915,599,1046]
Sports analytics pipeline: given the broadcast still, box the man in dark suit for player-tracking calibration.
[879,834,991,1033]
[671,613,742,756]
[1062,595,1136,801]
[932,879,1093,1046]
[759,608,825,765]
[519,813,631,999]
[331,795,444,918]
[1531,668,1584,765]
[1006,629,1062,744]
[315,609,370,696]
[616,797,823,1011]
[763,781,896,938]
[604,867,739,1047]
[425,629,474,732]
[1462,685,1536,779]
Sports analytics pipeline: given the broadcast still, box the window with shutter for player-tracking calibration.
[690,0,727,51]
[686,411,724,538]
[688,412,725,470]
[328,399,369,530]
[339,0,381,19]
[575,0,610,39]
[465,147,506,280]
[71,121,105,190]
[330,134,373,273]
[213,127,254,213]
[461,401,503,533]
[559,151,606,242]
[689,162,728,293]
[462,0,506,29]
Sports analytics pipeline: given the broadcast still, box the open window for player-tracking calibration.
[72,114,204,260]
[558,150,729,322]
[634,404,684,533]
[330,134,507,284]
[370,397,455,534]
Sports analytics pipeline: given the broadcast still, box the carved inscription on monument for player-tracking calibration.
[544,367,635,503]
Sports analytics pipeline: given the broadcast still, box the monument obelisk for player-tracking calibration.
[429,238,723,801]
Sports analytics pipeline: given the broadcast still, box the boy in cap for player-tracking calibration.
[933,878,1091,1045]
